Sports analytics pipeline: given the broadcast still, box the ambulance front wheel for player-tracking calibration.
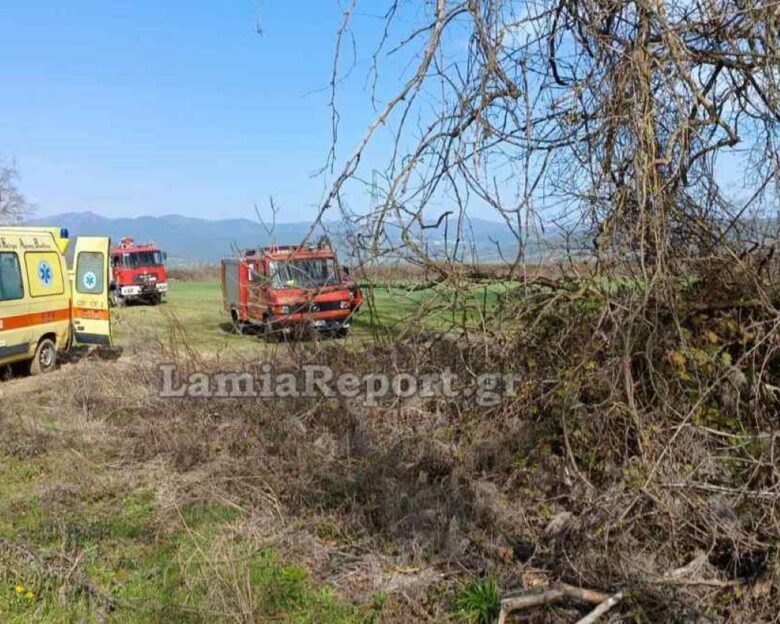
[29,338,57,375]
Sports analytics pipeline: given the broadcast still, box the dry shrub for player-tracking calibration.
[8,273,777,622]
[0,417,52,459]
[166,264,219,282]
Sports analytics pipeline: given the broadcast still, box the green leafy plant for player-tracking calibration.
[453,576,501,624]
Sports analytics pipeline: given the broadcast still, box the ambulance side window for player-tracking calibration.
[0,252,24,301]
[76,252,105,294]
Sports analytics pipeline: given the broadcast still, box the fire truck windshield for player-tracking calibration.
[118,251,163,267]
[269,258,339,289]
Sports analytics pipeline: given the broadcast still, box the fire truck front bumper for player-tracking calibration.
[272,319,351,334]
[267,309,354,332]
[120,283,168,297]
[306,318,351,331]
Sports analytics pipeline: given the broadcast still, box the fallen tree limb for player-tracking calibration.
[661,481,779,501]
[652,577,744,588]
[497,583,613,624]
[575,592,624,624]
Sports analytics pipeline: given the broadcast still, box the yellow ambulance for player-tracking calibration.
[0,227,112,375]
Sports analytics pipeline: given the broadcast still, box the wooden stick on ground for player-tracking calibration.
[575,592,624,624]
[497,583,614,624]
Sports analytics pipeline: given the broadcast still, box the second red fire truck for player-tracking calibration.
[221,240,362,337]
[110,237,168,305]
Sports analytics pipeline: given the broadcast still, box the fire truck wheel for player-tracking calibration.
[29,338,57,375]
[230,310,245,334]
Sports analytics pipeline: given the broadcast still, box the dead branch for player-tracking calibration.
[575,592,624,624]
[497,583,613,624]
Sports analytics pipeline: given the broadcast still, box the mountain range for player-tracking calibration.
[29,211,575,264]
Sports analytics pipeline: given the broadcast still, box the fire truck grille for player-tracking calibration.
[292,301,345,314]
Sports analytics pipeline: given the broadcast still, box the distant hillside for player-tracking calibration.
[29,212,582,264]
[28,212,322,264]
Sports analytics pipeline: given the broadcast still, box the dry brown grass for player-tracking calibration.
[354,261,586,286]
[166,264,220,282]
[2,267,779,622]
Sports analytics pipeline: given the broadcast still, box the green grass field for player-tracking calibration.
[0,452,378,623]
[110,280,517,356]
[111,281,258,356]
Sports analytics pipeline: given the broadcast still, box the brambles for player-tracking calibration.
[300,1,780,617]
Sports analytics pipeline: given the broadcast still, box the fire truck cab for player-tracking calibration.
[0,227,112,375]
[221,241,362,337]
[110,237,168,306]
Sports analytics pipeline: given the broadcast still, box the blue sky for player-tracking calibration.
[1,2,754,227]
[0,1,394,221]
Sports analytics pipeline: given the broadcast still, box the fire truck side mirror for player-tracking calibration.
[162,251,168,263]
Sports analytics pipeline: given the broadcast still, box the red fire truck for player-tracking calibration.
[109,237,168,306]
[221,241,362,337]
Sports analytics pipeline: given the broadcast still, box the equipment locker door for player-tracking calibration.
[72,237,113,346]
